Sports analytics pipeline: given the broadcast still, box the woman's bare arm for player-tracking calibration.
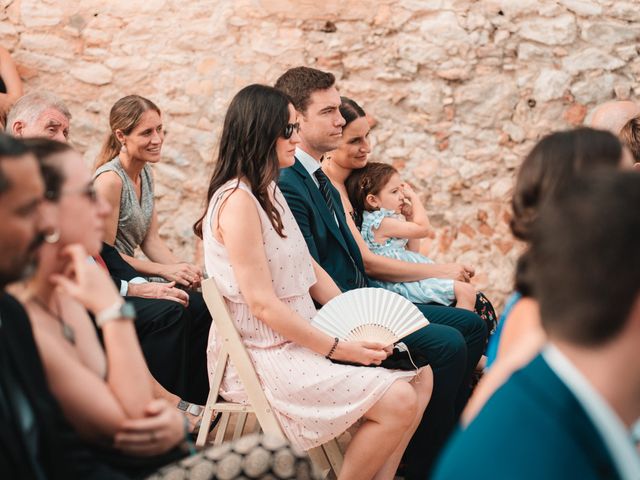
[95,171,201,285]
[217,188,388,365]
[462,298,545,425]
[34,330,140,441]
[309,258,342,306]
[0,47,23,116]
[140,209,179,264]
[34,246,155,441]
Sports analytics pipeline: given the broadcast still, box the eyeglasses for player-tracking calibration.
[46,183,98,203]
[283,123,300,140]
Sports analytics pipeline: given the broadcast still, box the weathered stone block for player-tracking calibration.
[533,68,572,102]
[570,73,617,104]
[418,11,468,46]
[581,20,640,47]
[70,63,113,85]
[562,47,625,74]
[557,0,602,16]
[518,14,577,45]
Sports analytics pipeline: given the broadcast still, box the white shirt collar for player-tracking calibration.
[542,343,640,480]
[294,147,339,225]
[296,147,321,183]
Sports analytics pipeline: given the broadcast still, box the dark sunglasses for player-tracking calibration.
[46,183,98,203]
[283,122,300,140]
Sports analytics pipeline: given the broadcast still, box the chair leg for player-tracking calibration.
[196,392,219,447]
[308,446,332,479]
[232,412,248,440]
[214,412,232,445]
[322,439,343,476]
[196,347,229,447]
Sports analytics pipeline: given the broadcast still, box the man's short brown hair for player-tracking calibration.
[619,115,640,163]
[274,67,336,114]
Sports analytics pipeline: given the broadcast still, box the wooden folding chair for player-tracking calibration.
[197,278,344,479]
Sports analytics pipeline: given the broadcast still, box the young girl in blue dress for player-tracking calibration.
[347,161,477,310]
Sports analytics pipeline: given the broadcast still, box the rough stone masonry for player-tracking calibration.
[3,0,639,307]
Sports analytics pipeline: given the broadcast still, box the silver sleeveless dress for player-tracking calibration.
[94,157,154,256]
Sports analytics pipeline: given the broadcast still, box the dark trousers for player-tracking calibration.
[184,291,212,405]
[402,305,488,479]
[130,292,211,405]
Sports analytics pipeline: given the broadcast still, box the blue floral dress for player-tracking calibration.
[361,208,455,306]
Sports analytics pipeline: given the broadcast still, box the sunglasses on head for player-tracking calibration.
[283,122,300,140]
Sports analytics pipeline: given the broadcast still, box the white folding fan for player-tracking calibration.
[311,288,429,346]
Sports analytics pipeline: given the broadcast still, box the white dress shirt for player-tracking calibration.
[295,147,339,225]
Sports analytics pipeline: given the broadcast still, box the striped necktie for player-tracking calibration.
[313,169,368,289]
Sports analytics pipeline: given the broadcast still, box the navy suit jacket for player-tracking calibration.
[433,354,620,480]
[100,242,140,284]
[279,159,366,292]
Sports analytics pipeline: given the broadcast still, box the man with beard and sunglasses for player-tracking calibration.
[0,133,125,478]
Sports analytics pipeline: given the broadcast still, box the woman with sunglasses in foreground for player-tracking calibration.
[19,139,190,476]
[193,84,433,480]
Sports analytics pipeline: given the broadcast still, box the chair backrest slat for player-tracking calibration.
[201,278,285,438]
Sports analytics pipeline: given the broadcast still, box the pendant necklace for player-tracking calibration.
[30,294,76,345]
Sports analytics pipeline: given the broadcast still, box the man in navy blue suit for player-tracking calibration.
[275,66,488,478]
[435,172,640,480]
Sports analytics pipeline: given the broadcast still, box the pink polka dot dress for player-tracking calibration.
[203,180,415,451]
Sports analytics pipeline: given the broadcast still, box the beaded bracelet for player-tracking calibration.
[326,337,339,359]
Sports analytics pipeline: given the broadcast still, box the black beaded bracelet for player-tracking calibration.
[326,337,339,359]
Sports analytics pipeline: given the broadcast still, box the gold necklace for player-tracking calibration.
[30,294,76,345]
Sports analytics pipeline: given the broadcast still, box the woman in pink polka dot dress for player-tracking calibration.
[193,84,432,480]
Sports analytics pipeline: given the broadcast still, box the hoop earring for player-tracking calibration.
[120,142,127,154]
[44,229,60,244]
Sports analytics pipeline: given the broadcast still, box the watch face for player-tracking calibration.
[121,302,136,319]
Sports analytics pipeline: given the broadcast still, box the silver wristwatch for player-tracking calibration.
[177,399,204,416]
[95,301,136,328]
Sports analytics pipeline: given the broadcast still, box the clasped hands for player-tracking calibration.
[330,340,394,366]
[158,262,203,290]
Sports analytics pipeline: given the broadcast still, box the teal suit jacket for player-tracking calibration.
[279,159,367,292]
[433,354,620,480]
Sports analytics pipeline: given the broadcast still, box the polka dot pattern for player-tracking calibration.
[202,180,415,451]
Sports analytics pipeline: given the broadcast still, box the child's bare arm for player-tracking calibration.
[375,217,430,243]
[402,183,431,252]
[403,184,430,224]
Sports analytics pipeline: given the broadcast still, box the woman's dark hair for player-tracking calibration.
[346,162,398,228]
[512,127,623,295]
[193,84,291,238]
[511,127,623,241]
[22,137,73,202]
[339,96,366,128]
[96,95,161,169]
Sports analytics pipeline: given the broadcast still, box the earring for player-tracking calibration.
[44,229,60,244]
[120,142,127,153]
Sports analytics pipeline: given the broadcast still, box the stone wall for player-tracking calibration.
[3,0,638,308]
